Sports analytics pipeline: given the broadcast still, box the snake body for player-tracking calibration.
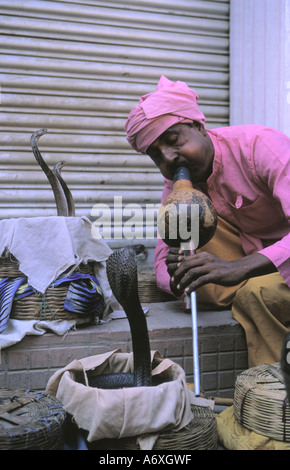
[30,129,70,217]
[53,161,75,216]
[89,245,153,389]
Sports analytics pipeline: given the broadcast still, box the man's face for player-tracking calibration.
[146,123,214,184]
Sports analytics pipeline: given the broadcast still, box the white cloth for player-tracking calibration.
[0,215,148,349]
[0,216,122,349]
[0,318,76,349]
[0,216,112,294]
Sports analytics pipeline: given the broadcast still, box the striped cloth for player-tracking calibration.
[53,273,104,316]
[0,273,104,333]
[0,277,27,333]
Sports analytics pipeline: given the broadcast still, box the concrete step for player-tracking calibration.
[0,300,248,398]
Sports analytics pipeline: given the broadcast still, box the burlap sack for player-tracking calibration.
[46,349,209,448]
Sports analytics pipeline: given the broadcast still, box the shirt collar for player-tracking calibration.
[205,129,222,187]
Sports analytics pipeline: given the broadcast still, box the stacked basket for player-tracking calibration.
[234,363,290,442]
[137,271,176,303]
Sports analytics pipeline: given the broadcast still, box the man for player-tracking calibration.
[125,76,290,368]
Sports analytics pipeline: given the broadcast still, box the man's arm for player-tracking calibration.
[168,250,276,295]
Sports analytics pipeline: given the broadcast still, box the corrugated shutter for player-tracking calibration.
[0,0,229,249]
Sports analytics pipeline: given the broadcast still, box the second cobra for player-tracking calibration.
[89,245,154,389]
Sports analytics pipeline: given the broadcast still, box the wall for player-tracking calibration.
[230,0,290,136]
[0,0,230,265]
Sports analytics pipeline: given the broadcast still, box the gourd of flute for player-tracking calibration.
[157,166,217,249]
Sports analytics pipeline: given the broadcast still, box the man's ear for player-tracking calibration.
[190,121,207,136]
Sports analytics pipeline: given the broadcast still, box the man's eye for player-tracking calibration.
[165,133,178,145]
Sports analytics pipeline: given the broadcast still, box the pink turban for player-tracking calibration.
[125,76,206,154]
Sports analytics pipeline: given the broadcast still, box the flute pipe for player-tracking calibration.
[181,240,194,310]
[190,290,200,396]
[181,239,200,396]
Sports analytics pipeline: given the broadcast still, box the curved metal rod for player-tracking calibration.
[30,129,69,217]
[53,161,75,217]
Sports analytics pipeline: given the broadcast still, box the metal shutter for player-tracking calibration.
[0,0,229,250]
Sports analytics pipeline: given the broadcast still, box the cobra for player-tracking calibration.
[53,161,75,217]
[30,129,74,217]
[89,244,155,389]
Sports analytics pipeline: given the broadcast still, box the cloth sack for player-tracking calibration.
[46,349,213,449]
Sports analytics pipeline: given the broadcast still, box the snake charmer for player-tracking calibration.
[125,75,290,369]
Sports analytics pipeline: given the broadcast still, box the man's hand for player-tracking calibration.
[165,247,184,296]
[166,248,276,295]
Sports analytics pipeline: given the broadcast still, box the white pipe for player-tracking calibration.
[182,240,200,396]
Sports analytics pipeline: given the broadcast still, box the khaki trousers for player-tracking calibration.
[196,217,290,367]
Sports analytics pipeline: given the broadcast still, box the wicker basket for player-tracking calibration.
[0,257,102,326]
[234,363,290,442]
[0,388,66,450]
[137,271,175,303]
[88,405,218,450]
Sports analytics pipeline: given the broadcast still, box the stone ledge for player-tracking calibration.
[0,300,248,397]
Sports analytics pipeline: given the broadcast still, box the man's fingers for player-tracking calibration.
[167,262,181,277]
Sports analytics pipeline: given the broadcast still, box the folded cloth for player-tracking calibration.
[52,272,104,316]
[0,318,76,349]
[0,216,112,294]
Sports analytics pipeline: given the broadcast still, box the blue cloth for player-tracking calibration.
[52,273,104,316]
[0,273,104,333]
[0,277,27,332]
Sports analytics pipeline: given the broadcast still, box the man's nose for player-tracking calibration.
[160,146,179,164]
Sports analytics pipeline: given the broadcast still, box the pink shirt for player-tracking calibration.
[154,125,290,293]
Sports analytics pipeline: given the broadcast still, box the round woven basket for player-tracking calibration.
[0,388,66,450]
[234,363,290,442]
[0,257,102,326]
[137,271,175,303]
[88,405,218,450]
